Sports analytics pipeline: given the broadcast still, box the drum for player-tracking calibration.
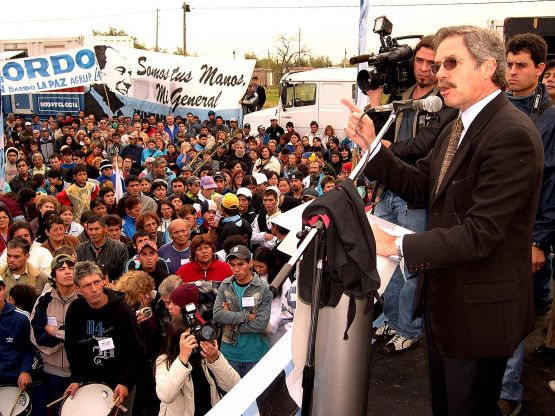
[0,385,32,416]
[59,383,118,416]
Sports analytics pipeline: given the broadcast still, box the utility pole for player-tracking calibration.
[233,50,236,60]
[182,3,190,55]
[298,28,301,67]
[267,49,270,69]
[155,9,159,52]
[344,49,347,68]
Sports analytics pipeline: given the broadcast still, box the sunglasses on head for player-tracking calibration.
[430,57,466,76]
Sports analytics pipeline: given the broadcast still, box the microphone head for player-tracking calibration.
[423,96,443,113]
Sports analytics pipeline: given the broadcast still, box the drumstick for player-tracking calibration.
[112,395,121,407]
[47,392,70,407]
[8,391,22,416]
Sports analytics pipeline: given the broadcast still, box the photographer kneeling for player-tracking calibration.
[155,283,240,416]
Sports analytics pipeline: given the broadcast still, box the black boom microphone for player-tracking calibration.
[349,54,374,65]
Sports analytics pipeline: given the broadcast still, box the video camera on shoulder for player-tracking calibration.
[353,16,421,97]
[182,303,218,342]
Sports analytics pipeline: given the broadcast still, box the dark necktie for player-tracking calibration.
[436,115,463,194]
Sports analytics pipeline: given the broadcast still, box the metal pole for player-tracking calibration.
[298,28,301,67]
[182,3,188,55]
[155,9,159,52]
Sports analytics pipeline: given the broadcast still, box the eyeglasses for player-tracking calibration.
[430,57,469,76]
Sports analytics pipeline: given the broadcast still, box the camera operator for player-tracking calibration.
[368,36,458,355]
[156,287,239,416]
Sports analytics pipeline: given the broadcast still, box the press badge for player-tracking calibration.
[242,297,255,308]
[47,316,58,326]
[98,337,115,351]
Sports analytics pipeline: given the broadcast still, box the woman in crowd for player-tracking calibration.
[301,136,312,152]
[252,247,291,346]
[165,143,180,174]
[169,194,184,213]
[90,197,108,218]
[265,170,280,188]
[329,151,343,176]
[231,170,245,192]
[157,199,176,245]
[29,194,59,243]
[155,135,168,156]
[252,146,281,175]
[114,270,161,415]
[278,177,291,196]
[339,145,352,163]
[59,206,84,237]
[99,186,117,214]
[0,207,13,254]
[321,124,337,146]
[155,312,240,416]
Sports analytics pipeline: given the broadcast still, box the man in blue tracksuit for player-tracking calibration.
[0,277,35,390]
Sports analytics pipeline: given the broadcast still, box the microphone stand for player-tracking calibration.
[349,108,399,182]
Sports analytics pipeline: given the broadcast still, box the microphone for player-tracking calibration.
[365,95,442,114]
[349,54,374,65]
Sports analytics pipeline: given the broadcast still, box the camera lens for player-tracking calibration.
[199,324,218,341]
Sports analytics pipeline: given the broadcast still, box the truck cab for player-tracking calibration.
[244,67,357,137]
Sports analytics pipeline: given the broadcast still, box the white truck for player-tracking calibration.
[243,67,357,137]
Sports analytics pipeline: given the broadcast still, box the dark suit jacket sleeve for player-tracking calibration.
[366,123,543,271]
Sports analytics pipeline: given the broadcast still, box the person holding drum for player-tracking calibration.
[30,254,79,413]
[155,314,240,416]
[64,261,147,414]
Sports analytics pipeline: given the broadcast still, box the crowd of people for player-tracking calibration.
[0,73,361,415]
[0,27,554,416]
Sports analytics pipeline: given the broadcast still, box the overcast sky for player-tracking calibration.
[0,0,552,62]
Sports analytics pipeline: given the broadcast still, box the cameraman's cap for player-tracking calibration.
[289,171,302,181]
[51,254,75,271]
[99,160,112,172]
[226,245,252,261]
[137,240,158,253]
[221,193,239,210]
[186,175,200,185]
[302,188,319,200]
[170,283,199,308]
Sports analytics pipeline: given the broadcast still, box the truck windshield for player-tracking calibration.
[282,83,317,108]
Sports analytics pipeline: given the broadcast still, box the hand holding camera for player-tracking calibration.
[179,330,198,364]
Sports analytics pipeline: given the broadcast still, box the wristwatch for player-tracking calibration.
[394,237,403,259]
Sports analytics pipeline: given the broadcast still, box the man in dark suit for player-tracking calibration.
[344,26,544,416]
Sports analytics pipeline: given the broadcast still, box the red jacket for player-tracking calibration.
[176,259,232,283]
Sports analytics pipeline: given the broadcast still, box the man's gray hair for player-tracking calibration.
[433,25,507,89]
[74,261,104,286]
[158,274,184,297]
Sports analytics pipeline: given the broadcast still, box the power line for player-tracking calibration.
[0,0,553,24]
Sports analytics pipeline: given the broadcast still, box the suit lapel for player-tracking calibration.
[431,93,508,205]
